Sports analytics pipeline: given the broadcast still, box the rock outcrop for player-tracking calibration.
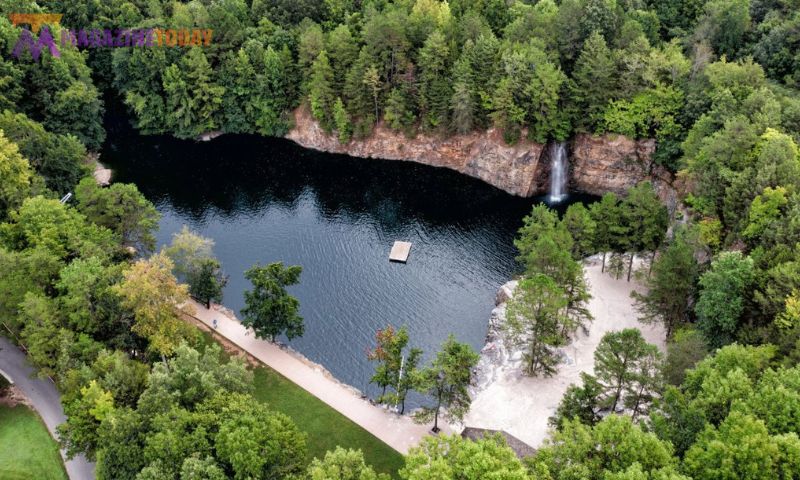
[570,134,657,195]
[286,107,547,197]
[286,107,673,199]
[570,133,678,212]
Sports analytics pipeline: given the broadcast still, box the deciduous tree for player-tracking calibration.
[241,262,303,341]
[695,251,754,348]
[75,178,160,255]
[308,447,388,480]
[113,252,196,358]
[0,131,32,220]
[401,435,529,479]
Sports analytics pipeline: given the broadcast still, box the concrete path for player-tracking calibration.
[188,300,448,454]
[0,336,96,480]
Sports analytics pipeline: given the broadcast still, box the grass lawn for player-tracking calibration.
[197,331,405,477]
[0,405,68,480]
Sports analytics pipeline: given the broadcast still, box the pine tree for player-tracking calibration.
[384,87,415,132]
[332,97,351,144]
[362,65,382,125]
[255,46,291,136]
[220,49,256,134]
[491,77,525,144]
[468,33,500,128]
[181,48,225,137]
[343,48,375,125]
[620,182,669,281]
[450,56,476,134]
[633,229,699,337]
[308,50,336,131]
[570,31,616,130]
[504,274,570,377]
[326,24,358,96]
[589,192,622,272]
[417,30,452,130]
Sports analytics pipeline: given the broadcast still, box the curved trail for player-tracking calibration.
[0,336,96,480]
[187,299,449,454]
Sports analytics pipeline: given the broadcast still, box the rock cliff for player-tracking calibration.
[569,133,656,195]
[286,107,547,196]
[286,107,672,198]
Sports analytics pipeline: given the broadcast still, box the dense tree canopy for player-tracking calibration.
[2,0,800,478]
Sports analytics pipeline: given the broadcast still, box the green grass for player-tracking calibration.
[197,330,404,477]
[0,405,68,480]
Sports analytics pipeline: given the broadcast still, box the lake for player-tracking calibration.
[103,124,591,405]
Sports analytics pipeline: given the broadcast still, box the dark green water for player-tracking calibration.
[102,126,592,403]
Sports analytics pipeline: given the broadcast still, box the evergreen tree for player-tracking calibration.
[332,97,351,144]
[550,372,604,429]
[620,182,669,281]
[326,24,358,96]
[594,328,662,413]
[342,48,379,135]
[570,31,616,130]
[561,203,597,260]
[414,335,478,432]
[491,77,525,144]
[308,50,336,131]
[449,56,476,134]
[255,46,291,136]
[384,87,415,133]
[589,192,622,272]
[468,34,500,128]
[417,30,452,130]
[182,48,225,137]
[504,274,570,376]
[633,230,699,337]
[220,49,256,134]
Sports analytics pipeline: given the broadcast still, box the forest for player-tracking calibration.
[1,0,800,478]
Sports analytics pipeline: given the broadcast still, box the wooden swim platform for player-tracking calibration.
[389,241,412,263]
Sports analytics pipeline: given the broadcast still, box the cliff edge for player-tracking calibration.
[286,107,672,199]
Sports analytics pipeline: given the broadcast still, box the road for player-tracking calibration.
[0,336,96,480]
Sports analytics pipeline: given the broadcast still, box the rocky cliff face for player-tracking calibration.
[286,107,547,197]
[571,133,678,210]
[286,107,672,198]
[571,134,656,194]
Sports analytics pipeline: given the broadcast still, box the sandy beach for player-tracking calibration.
[464,255,666,448]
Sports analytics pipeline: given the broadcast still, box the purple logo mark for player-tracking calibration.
[12,27,60,60]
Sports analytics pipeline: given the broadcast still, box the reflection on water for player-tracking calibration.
[103,125,594,406]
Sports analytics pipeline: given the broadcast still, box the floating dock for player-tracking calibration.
[389,241,412,263]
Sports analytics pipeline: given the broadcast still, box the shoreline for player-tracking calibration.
[464,255,666,449]
[183,298,452,454]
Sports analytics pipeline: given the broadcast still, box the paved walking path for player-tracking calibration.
[0,337,95,480]
[188,300,449,454]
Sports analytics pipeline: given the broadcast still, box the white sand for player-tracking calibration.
[464,255,666,448]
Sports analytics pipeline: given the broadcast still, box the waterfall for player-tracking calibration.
[548,142,568,203]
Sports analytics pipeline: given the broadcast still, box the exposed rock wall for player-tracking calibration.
[286,107,673,199]
[570,133,678,212]
[570,134,657,195]
[286,107,547,197]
